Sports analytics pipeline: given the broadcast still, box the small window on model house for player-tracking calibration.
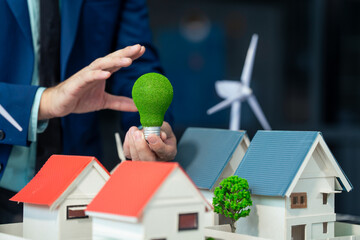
[290,193,307,209]
[323,222,328,233]
[178,213,198,231]
[67,205,88,220]
[323,193,328,205]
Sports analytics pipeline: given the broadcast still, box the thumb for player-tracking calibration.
[147,134,169,159]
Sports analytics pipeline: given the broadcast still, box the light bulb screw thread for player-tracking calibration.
[143,126,161,139]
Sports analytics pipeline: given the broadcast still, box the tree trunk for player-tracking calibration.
[230,220,236,233]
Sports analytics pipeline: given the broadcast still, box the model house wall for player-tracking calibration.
[284,141,338,240]
[11,155,110,240]
[142,167,208,239]
[23,204,59,240]
[236,195,286,239]
[91,217,144,240]
[234,131,352,240]
[86,161,212,240]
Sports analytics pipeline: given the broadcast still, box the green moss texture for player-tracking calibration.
[132,72,173,127]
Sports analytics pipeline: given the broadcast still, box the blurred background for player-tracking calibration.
[105,0,360,219]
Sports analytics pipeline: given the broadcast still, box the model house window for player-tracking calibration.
[323,193,328,205]
[290,193,307,208]
[67,205,88,220]
[323,222,328,233]
[178,213,198,231]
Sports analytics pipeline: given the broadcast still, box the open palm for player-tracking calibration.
[39,45,144,120]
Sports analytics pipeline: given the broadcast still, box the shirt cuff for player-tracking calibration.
[28,87,48,142]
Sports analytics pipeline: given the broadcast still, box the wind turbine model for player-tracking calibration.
[0,104,23,131]
[207,34,271,131]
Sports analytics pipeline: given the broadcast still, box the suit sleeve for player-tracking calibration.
[108,0,174,131]
[0,82,39,146]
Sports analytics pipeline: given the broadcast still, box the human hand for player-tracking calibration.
[38,44,145,120]
[123,121,177,162]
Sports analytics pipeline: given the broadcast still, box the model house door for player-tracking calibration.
[292,225,305,240]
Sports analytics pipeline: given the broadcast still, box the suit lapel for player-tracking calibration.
[60,0,84,80]
[5,0,32,44]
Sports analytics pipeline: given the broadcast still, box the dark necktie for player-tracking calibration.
[36,0,63,172]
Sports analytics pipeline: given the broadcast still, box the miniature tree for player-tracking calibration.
[213,175,252,233]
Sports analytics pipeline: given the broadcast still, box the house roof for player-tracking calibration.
[86,161,211,220]
[234,131,352,197]
[174,127,246,190]
[10,155,109,206]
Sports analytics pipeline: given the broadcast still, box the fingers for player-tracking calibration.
[89,44,145,72]
[103,94,138,112]
[149,122,177,161]
[81,69,112,84]
[123,122,177,162]
[123,130,131,158]
[123,127,157,161]
[124,127,140,160]
[107,44,143,60]
[147,134,177,161]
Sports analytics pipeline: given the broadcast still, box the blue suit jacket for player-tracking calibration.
[0,0,172,178]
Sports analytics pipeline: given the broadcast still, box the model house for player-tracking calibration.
[174,127,249,225]
[10,155,110,240]
[86,161,212,240]
[234,131,353,240]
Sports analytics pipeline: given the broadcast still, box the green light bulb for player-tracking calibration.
[132,72,173,139]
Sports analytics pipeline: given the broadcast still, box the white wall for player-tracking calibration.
[235,195,286,240]
[142,168,208,240]
[312,222,335,239]
[58,198,93,240]
[70,165,108,196]
[23,204,59,240]
[200,189,219,226]
[286,177,335,217]
[92,218,144,240]
[285,143,338,240]
[58,165,108,240]
[23,165,107,240]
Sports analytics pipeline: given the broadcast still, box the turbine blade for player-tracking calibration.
[241,34,258,87]
[207,93,245,115]
[247,95,271,130]
[0,104,23,132]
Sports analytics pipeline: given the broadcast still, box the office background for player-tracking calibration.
[102,0,360,219]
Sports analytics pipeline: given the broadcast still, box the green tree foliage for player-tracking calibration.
[213,175,252,233]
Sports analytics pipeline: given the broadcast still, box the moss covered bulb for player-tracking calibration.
[132,72,173,139]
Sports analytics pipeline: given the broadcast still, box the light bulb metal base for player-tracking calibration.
[144,126,161,139]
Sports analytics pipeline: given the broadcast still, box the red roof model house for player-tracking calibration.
[86,161,212,240]
[10,155,110,240]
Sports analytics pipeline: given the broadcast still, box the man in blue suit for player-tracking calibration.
[0,0,176,223]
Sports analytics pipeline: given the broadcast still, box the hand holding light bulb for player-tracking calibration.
[123,73,177,162]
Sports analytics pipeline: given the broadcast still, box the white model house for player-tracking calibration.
[10,155,110,240]
[174,127,249,225]
[86,161,212,240]
[234,131,353,240]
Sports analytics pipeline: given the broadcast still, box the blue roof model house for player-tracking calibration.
[174,127,250,226]
[234,131,352,240]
